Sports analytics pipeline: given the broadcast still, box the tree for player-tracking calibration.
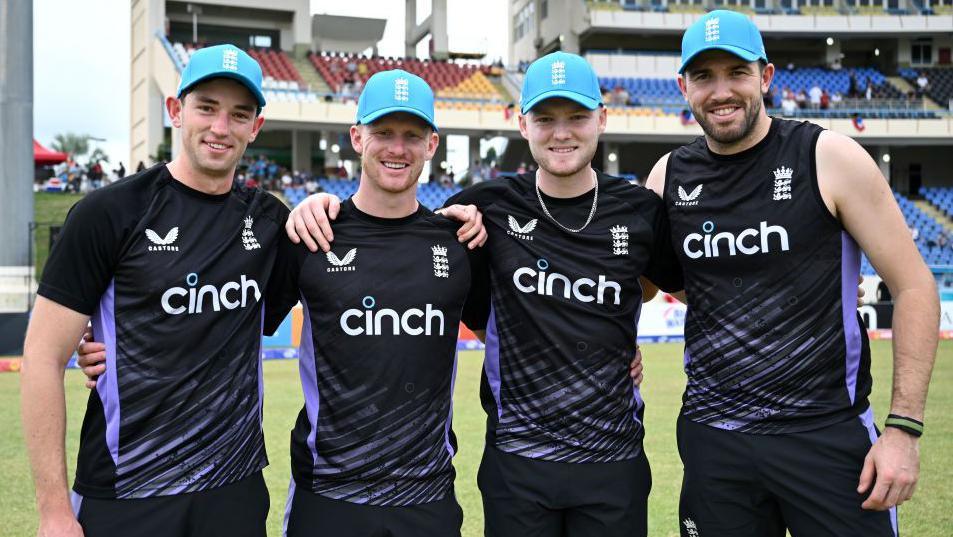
[51,132,90,158]
[86,147,110,166]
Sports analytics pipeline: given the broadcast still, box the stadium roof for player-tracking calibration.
[312,14,386,54]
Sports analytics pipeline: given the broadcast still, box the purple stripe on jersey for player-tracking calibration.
[258,305,265,424]
[282,478,296,537]
[484,305,503,421]
[859,408,899,537]
[444,352,459,457]
[683,348,692,368]
[841,232,862,404]
[70,491,83,517]
[298,295,320,467]
[632,292,644,423]
[92,280,120,466]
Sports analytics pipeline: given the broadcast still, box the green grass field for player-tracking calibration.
[2,341,951,536]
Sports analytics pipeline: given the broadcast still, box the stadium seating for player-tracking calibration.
[596,67,933,118]
[770,67,899,103]
[308,53,503,102]
[920,187,953,220]
[173,42,304,90]
[865,191,953,274]
[286,179,462,211]
[247,48,304,90]
[899,67,953,109]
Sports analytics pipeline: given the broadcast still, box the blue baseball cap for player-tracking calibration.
[177,44,266,109]
[356,69,438,131]
[679,10,768,74]
[520,51,602,114]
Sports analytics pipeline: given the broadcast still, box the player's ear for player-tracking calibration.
[597,106,607,134]
[248,115,266,143]
[518,113,529,140]
[166,96,183,128]
[677,75,689,100]
[760,62,775,95]
[350,125,364,155]
[426,129,439,160]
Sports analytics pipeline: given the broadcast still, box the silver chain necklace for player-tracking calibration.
[535,169,599,233]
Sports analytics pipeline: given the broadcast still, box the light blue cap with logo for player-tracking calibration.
[356,69,438,131]
[520,51,603,114]
[680,10,768,74]
[177,44,266,108]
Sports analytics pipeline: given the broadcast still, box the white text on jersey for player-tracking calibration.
[513,263,621,305]
[340,300,446,336]
[161,273,261,315]
[683,221,790,259]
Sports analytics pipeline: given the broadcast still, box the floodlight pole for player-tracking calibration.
[0,0,34,268]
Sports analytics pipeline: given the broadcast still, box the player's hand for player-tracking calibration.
[629,345,644,387]
[77,328,106,390]
[857,275,865,307]
[857,427,920,510]
[37,512,84,537]
[435,204,488,249]
[286,193,341,253]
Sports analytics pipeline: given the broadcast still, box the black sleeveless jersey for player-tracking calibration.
[665,119,871,434]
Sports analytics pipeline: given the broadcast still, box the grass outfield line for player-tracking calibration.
[1,341,950,536]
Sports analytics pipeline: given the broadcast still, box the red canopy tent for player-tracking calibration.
[34,139,68,166]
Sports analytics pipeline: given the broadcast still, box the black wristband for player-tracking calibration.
[884,414,923,438]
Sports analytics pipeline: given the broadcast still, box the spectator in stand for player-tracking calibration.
[911,226,920,243]
[831,91,843,108]
[865,81,873,101]
[848,73,859,98]
[114,161,126,180]
[916,72,929,97]
[357,61,368,79]
[136,161,146,172]
[808,84,822,110]
[471,159,485,184]
[613,86,630,106]
[281,171,293,188]
[781,92,798,116]
[795,89,808,109]
[763,86,774,110]
[516,162,527,174]
[820,89,831,110]
[938,231,949,251]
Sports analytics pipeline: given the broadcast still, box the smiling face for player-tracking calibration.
[167,78,264,180]
[678,50,774,149]
[519,98,606,178]
[351,112,438,195]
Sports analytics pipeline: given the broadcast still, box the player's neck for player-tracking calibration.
[536,166,596,198]
[352,181,419,219]
[166,159,234,195]
[705,114,773,156]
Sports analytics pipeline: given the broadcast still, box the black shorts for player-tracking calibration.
[478,445,651,537]
[677,411,898,537]
[72,470,269,537]
[282,480,463,537]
